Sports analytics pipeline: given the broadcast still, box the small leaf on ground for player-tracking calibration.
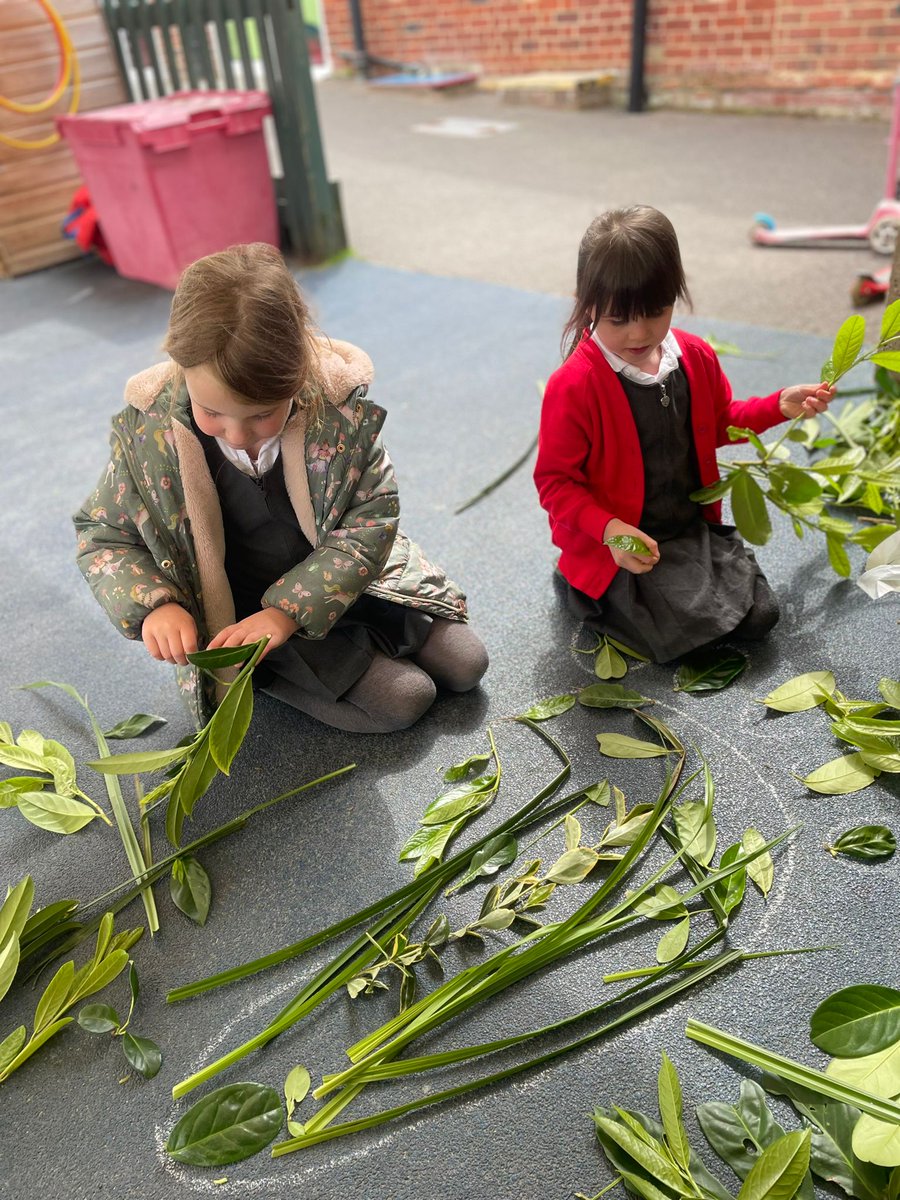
[674,647,748,694]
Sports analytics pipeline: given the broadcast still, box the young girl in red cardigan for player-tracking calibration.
[534,206,835,662]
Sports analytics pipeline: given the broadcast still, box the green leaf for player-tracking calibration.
[673,801,717,866]
[828,1041,900,1100]
[852,1114,900,1168]
[0,777,45,807]
[728,425,769,456]
[607,637,651,662]
[596,733,669,759]
[421,776,496,825]
[691,474,737,504]
[675,647,748,693]
[768,465,823,505]
[880,297,900,344]
[103,713,167,739]
[742,828,774,897]
[544,846,600,884]
[284,1065,311,1121]
[186,644,260,668]
[86,745,192,774]
[33,959,75,1033]
[447,835,518,893]
[698,1079,793,1184]
[812,448,867,475]
[714,844,747,915]
[656,916,690,964]
[604,534,654,556]
[593,1113,690,1195]
[760,672,836,712]
[77,1003,121,1034]
[826,533,852,578]
[798,754,878,796]
[831,315,867,377]
[731,471,772,546]
[171,738,219,821]
[15,791,97,834]
[166,1082,284,1166]
[170,857,212,926]
[398,817,467,873]
[658,1052,691,1171]
[516,694,576,721]
[595,641,628,679]
[812,986,900,1057]
[578,683,654,709]
[0,1017,72,1080]
[879,679,900,709]
[208,677,254,775]
[0,934,20,1006]
[123,1032,162,1079]
[869,351,900,373]
[632,884,687,920]
[0,876,34,947]
[829,826,896,862]
[442,753,491,782]
[737,1128,811,1200]
[0,1026,26,1075]
[75,948,130,1002]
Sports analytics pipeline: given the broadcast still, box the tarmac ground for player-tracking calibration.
[0,79,898,1200]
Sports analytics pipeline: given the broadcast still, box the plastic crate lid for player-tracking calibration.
[57,90,271,134]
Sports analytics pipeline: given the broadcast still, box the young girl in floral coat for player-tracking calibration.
[74,243,488,730]
[534,206,835,662]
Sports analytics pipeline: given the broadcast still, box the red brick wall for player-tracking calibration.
[320,0,900,116]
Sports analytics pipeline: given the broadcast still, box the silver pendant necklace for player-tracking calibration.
[659,380,671,408]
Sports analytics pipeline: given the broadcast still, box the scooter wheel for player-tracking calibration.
[869,217,899,255]
[753,212,776,230]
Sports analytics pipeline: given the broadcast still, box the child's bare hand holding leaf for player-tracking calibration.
[603,518,660,574]
[778,382,836,419]
[207,607,297,659]
[142,602,199,665]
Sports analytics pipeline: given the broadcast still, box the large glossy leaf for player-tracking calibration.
[516,694,576,721]
[15,791,97,835]
[103,713,167,740]
[737,1128,811,1200]
[579,683,653,709]
[731,471,772,546]
[76,948,130,1001]
[760,672,836,713]
[208,677,254,774]
[698,1079,806,1193]
[187,643,260,668]
[123,1032,162,1079]
[166,1082,284,1165]
[675,647,748,693]
[421,775,496,825]
[827,1042,900,1098]
[798,754,878,796]
[170,856,212,926]
[829,826,896,861]
[596,733,669,758]
[879,679,900,709]
[77,1003,120,1034]
[852,1115,900,1168]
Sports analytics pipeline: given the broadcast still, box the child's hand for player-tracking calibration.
[142,602,199,666]
[603,519,660,574]
[207,607,298,659]
[778,382,836,419]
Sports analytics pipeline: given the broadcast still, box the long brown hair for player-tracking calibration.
[560,206,691,358]
[163,243,321,416]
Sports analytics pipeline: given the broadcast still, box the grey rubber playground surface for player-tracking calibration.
[1,248,897,1200]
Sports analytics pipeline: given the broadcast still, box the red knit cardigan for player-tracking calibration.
[533,329,785,599]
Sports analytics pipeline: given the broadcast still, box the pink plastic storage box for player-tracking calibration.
[57,91,279,289]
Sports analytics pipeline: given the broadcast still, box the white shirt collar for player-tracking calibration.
[216,434,282,478]
[592,328,682,385]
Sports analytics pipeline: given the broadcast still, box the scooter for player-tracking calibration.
[752,77,900,256]
[851,264,891,305]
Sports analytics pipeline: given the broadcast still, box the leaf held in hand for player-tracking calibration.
[604,534,654,556]
[166,1082,284,1166]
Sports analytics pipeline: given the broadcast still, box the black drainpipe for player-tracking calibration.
[628,0,648,113]
[348,0,369,75]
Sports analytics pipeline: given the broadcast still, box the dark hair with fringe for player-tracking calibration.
[163,242,321,419]
[560,206,691,358]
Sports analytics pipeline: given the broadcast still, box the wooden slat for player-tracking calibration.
[0,177,86,228]
[1,13,112,65]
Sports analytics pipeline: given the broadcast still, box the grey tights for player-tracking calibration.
[263,617,488,733]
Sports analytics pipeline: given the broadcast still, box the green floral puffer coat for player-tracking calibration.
[74,338,468,725]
